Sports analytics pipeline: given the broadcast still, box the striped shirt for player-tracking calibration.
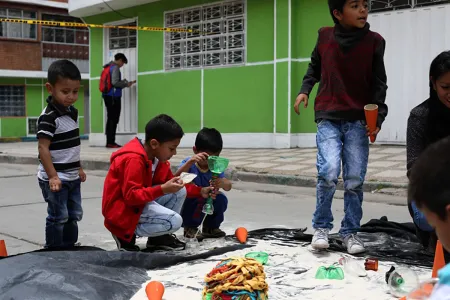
[37,97,81,181]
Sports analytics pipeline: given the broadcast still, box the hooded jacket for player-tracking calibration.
[102,62,129,98]
[102,137,202,241]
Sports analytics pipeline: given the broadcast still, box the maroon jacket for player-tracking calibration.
[299,24,388,128]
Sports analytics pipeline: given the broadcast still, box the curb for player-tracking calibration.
[0,154,408,192]
[0,135,89,143]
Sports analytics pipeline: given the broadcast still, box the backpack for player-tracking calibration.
[99,64,114,94]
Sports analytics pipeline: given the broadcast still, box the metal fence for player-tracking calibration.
[369,0,450,12]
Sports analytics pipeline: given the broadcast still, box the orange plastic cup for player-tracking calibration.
[145,281,164,300]
[364,104,378,143]
[235,227,248,244]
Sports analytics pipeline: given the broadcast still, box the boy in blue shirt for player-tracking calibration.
[408,136,450,298]
[176,128,232,241]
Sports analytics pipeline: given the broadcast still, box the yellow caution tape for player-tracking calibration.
[0,18,204,33]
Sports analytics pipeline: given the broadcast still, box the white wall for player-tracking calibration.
[370,4,450,144]
[68,0,160,17]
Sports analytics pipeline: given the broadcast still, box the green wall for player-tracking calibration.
[291,0,332,134]
[86,0,331,140]
[0,78,88,138]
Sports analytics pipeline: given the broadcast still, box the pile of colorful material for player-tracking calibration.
[202,257,269,300]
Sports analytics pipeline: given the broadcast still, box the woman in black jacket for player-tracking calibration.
[407,50,450,253]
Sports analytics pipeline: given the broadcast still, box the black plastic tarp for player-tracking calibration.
[0,245,251,300]
[0,217,443,300]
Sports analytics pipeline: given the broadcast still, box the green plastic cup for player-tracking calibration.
[315,265,344,280]
[245,252,269,265]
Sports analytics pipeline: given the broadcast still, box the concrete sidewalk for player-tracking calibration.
[0,140,408,192]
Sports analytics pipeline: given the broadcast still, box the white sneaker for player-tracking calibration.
[311,228,330,249]
[344,234,365,254]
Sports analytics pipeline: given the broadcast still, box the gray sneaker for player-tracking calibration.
[311,228,330,249]
[344,234,365,254]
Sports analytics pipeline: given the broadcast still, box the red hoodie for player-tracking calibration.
[102,137,202,242]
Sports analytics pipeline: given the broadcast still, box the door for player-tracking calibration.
[370,5,450,144]
[105,21,137,134]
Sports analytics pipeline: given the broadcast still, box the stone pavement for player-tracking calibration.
[0,140,408,191]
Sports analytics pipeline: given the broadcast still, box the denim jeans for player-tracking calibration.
[135,187,187,237]
[410,200,434,232]
[181,193,228,229]
[38,178,83,248]
[313,119,369,237]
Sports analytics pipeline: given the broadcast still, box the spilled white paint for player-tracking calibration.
[130,239,431,300]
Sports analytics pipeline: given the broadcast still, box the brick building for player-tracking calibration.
[0,0,89,139]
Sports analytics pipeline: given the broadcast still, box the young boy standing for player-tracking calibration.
[408,137,450,298]
[294,0,388,254]
[176,128,232,241]
[102,114,214,251]
[37,59,86,249]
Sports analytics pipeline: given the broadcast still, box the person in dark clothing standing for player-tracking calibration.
[294,0,388,254]
[407,50,450,253]
[102,53,136,148]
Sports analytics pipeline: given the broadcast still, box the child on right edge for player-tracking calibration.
[408,136,450,299]
[294,0,388,254]
[176,128,232,241]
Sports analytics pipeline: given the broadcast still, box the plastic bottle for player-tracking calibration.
[339,257,367,277]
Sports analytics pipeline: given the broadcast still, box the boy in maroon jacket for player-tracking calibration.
[294,0,388,254]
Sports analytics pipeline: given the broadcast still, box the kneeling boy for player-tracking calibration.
[102,114,213,251]
[176,128,232,241]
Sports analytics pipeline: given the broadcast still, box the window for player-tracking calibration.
[369,0,450,12]
[0,8,37,39]
[164,0,245,70]
[28,117,38,135]
[109,22,137,50]
[41,14,89,45]
[0,86,26,117]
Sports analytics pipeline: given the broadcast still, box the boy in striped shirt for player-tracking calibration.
[37,59,86,249]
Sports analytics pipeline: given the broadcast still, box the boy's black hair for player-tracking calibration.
[145,114,184,143]
[195,127,223,153]
[47,59,81,86]
[114,53,128,64]
[328,0,347,24]
[408,136,450,220]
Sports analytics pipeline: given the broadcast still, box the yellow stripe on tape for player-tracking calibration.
[0,18,205,33]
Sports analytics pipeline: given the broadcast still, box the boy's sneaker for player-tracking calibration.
[311,228,330,249]
[184,227,205,242]
[146,234,186,250]
[112,234,140,251]
[202,227,226,239]
[344,234,365,254]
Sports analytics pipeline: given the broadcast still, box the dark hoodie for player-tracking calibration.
[102,137,202,242]
[299,23,388,128]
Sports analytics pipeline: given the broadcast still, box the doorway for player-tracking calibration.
[104,19,138,135]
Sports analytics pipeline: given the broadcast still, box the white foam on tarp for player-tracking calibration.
[130,239,432,300]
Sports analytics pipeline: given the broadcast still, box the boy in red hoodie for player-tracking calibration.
[102,114,213,251]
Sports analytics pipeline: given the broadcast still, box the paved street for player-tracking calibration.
[0,141,408,191]
[0,163,411,256]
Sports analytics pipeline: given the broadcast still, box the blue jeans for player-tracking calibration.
[135,187,187,237]
[38,178,83,248]
[181,193,228,229]
[410,200,433,232]
[313,120,369,237]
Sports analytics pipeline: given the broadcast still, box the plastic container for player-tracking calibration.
[364,258,379,271]
[339,257,367,277]
[245,252,269,265]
